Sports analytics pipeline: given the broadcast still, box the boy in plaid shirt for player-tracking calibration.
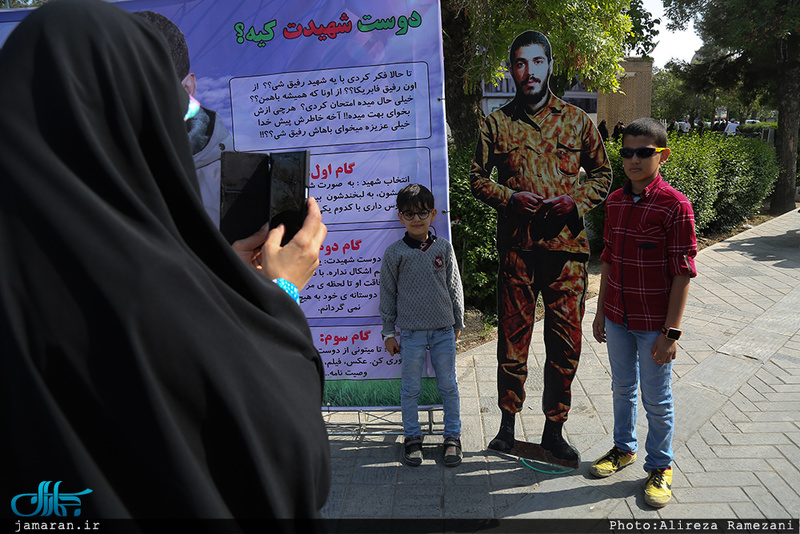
[590,118,697,507]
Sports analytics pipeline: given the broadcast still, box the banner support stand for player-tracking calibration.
[322,405,443,437]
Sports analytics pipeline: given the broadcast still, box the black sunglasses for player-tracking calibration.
[619,147,666,159]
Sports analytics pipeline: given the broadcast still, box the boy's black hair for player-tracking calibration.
[396,183,435,212]
[509,30,552,66]
[622,118,668,148]
[135,11,190,80]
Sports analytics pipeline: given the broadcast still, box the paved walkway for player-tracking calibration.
[321,209,800,524]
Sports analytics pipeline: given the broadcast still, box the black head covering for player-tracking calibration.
[0,0,329,522]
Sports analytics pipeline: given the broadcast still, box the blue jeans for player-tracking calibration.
[399,326,461,439]
[605,318,674,471]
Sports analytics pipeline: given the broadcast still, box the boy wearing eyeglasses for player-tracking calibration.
[379,183,465,468]
[590,118,697,507]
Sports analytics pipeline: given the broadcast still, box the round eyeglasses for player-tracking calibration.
[400,210,432,221]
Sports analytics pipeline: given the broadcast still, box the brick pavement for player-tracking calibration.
[321,208,800,523]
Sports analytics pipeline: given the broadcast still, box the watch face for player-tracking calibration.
[662,327,681,340]
[667,329,681,340]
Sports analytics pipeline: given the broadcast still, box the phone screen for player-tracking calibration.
[219,151,270,244]
[269,150,309,246]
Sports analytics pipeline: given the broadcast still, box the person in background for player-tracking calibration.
[695,118,705,136]
[598,119,610,142]
[136,9,232,228]
[613,120,625,140]
[0,0,329,523]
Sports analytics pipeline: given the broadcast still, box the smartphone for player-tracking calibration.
[219,150,309,245]
[220,151,270,244]
[269,150,310,246]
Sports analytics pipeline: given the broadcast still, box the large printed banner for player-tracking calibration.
[0,0,449,392]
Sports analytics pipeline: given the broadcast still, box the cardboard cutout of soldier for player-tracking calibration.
[470,31,611,462]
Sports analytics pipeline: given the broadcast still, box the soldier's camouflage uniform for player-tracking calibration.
[470,92,611,422]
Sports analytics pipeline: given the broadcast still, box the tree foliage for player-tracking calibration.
[652,59,773,123]
[667,42,774,122]
[651,65,707,121]
[663,0,800,214]
[624,0,660,57]
[461,0,632,91]
[448,142,498,313]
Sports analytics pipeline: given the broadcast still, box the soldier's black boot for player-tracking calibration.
[540,419,579,462]
[488,411,515,452]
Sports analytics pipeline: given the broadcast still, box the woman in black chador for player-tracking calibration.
[0,0,330,524]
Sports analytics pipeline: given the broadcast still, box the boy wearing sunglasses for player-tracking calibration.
[379,184,465,467]
[590,118,697,507]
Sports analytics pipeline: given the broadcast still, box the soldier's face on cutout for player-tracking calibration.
[511,44,552,105]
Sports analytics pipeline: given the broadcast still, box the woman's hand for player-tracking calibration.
[261,197,327,290]
[231,224,268,270]
[231,197,327,291]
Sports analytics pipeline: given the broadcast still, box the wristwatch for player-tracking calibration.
[661,326,682,340]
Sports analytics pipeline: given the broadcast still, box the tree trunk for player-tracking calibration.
[770,53,800,214]
[441,0,484,152]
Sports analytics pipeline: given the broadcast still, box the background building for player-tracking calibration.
[597,57,653,130]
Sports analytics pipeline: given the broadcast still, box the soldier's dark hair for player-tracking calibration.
[509,30,552,66]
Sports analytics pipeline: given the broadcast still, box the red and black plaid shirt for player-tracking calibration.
[600,174,697,331]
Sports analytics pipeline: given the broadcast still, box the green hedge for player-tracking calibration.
[735,123,800,187]
[585,134,777,249]
[584,139,627,250]
[709,136,779,232]
[660,134,720,232]
[448,142,498,315]
[449,134,778,315]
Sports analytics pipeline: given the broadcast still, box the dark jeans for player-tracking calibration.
[496,249,587,422]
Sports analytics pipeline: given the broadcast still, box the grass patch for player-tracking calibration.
[323,378,443,408]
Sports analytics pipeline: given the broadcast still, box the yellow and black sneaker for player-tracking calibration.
[590,446,636,478]
[644,467,673,507]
